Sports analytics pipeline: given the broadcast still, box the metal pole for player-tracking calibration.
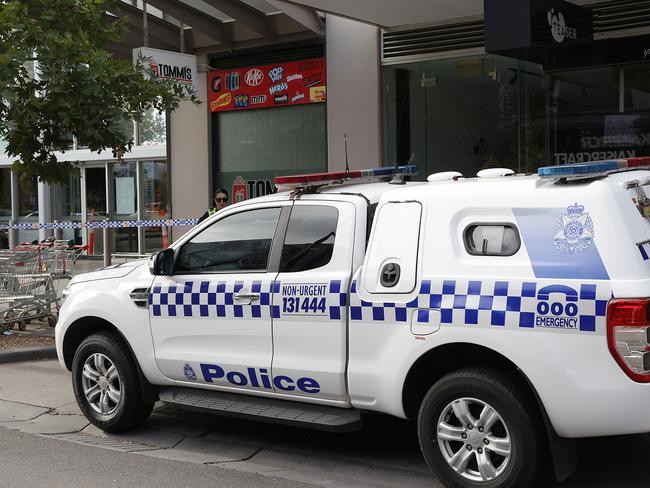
[103,221,111,267]
[54,220,62,241]
[8,221,16,249]
[143,1,149,48]
[619,68,625,114]
[9,170,18,249]
[136,160,145,255]
[180,22,185,53]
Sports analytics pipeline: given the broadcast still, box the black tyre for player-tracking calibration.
[72,331,154,433]
[417,368,544,488]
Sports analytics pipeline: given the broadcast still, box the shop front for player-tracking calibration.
[0,155,169,254]
[208,49,328,203]
[381,0,650,178]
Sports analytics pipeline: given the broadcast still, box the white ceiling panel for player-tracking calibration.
[287,0,483,27]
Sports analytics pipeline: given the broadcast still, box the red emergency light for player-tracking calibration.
[274,165,417,191]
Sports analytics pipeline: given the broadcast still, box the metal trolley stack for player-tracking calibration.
[0,241,83,333]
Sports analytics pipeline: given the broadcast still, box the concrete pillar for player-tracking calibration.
[325,15,382,171]
[38,181,52,241]
[169,52,210,241]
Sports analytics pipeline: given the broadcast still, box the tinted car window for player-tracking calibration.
[280,206,338,272]
[464,224,520,256]
[176,207,281,272]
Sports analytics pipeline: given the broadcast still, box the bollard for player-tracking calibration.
[8,220,16,249]
[53,220,63,241]
[103,221,111,267]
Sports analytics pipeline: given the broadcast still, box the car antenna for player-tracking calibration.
[344,133,350,176]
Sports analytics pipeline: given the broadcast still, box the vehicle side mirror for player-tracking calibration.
[150,248,175,276]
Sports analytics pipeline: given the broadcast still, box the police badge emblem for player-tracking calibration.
[553,203,594,254]
[183,363,197,381]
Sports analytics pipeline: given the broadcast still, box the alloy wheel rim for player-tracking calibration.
[436,397,511,483]
[81,353,122,416]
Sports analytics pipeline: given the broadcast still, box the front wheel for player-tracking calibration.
[417,368,545,488]
[72,331,154,433]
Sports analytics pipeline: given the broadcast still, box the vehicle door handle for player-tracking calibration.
[234,293,260,304]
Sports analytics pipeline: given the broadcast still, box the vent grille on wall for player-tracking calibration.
[592,0,650,34]
[381,1,650,64]
[381,19,484,63]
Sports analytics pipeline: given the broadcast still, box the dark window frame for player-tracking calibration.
[463,222,521,257]
[174,206,284,275]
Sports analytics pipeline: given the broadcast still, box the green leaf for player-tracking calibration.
[0,0,198,183]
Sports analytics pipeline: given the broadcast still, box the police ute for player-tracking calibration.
[56,158,650,488]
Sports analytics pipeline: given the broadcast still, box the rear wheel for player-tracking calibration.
[417,368,544,488]
[72,331,154,433]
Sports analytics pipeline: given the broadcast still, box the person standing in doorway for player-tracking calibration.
[198,188,229,223]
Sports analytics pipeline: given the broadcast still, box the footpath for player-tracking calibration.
[0,360,435,488]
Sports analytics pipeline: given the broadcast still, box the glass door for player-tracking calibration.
[110,161,138,253]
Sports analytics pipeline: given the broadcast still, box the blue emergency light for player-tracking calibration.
[538,157,650,180]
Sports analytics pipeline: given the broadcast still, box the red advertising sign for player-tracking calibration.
[208,58,326,112]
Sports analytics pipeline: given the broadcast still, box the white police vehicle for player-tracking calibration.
[56,158,650,488]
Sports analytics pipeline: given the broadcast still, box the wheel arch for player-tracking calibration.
[62,316,157,403]
[401,342,576,482]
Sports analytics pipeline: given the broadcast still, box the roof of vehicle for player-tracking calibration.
[378,169,650,206]
[225,181,426,208]
[224,167,650,213]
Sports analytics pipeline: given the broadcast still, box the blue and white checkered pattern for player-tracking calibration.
[0,218,198,231]
[149,277,608,332]
[150,279,275,319]
[637,241,650,264]
[349,278,609,332]
[150,279,348,321]
[325,280,348,320]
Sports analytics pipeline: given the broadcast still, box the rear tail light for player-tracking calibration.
[607,299,650,382]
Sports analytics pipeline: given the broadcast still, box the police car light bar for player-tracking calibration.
[538,157,650,180]
[274,165,417,191]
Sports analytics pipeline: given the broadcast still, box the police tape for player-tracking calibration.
[0,219,199,230]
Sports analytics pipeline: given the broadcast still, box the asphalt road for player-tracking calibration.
[1,360,650,488]
[0,427,314,488]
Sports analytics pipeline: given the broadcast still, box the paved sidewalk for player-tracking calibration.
[2,359,650,487]
[0,360,436,488]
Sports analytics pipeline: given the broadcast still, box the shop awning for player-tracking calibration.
[107,0,325,59]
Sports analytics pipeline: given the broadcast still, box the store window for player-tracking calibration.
[551,65,650,164]
[383,55,650,177]
[143,160,169,252]
[383,54,547,178]
[214,103,327,202]
[53,174,82,245]
[111,162,138,253]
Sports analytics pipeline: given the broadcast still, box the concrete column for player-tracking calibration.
[38,181,52,241]
[9,171,18,248]
[325,15,382,171]
[169,52,210,241]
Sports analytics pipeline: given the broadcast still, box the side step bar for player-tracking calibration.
[159,387,363,432]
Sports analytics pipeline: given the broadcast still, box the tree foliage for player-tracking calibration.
[0,0,197,183]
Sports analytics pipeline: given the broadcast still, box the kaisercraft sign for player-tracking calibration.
[208,58,326,112]
[133,47,198,95]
